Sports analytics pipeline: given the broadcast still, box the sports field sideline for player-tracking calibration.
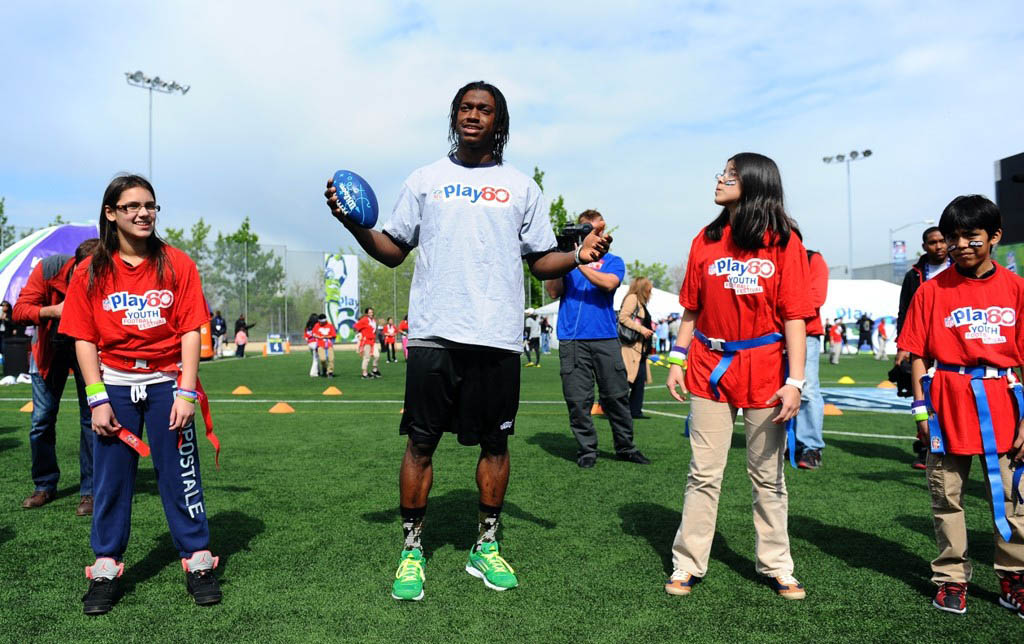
[0,352,1013,642]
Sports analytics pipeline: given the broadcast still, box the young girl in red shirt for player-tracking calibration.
[664,153,812,600]
[60,175,221,615]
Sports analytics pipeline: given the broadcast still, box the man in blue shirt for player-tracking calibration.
[546,210,650,468]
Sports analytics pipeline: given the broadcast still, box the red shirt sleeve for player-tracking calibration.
[11,262,48,325]
[777,235,814,321]
[808,252,828,309]
[172,254,209,334]
[679,233,704,310]
[58,261,100,344]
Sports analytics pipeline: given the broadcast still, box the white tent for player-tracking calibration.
[536,279,901,353]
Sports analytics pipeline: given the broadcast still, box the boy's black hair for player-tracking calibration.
[921,226,941,243]
[938,195,1001,237]
[448,81,509,165]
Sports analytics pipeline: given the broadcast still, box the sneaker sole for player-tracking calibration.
[83,603,114,616]
[465,564,517,591]
[932,599,966,614]
[998,596,1024,617]
[664,584,694,596]
[391,590,424,601]
[777,590,806,600]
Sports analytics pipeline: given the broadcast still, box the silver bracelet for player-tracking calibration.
[574,246,584,265]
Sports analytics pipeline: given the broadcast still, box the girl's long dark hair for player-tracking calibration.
[448,81,509,165]
[306,313,319,332]
[704,152,792,249]
[89,174,172,293]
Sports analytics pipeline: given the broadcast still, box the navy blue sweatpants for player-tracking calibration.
[91,381,211,560]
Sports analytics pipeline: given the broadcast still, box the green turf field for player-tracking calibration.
[0,351,1016,642]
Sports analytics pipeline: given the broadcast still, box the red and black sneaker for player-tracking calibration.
[932,582,968,615]
[998,572,1024,619]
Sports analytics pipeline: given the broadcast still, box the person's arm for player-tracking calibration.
[527,220,611,280]
[545,277,565,299]
[766,318,806,423]
[910,354,931,443]
[577,265,620,293]
[170,330,200,431]
[76,340,121,436]
[665,308,697,402]
[12,264,52,325]
[618,295,653,338]
[325,179,410,268]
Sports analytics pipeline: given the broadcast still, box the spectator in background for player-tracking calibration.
[546,209,650,468]
[655,317,669,353]
[210,310,226,360]
[828,318,844,365]
[523,310,541,367]
[304,313,320,377]
[13,239,100,515]
[383,317,398,363]
[234,314,255,358]
[619,276,655,420]
[540,316,552,354]
[794,244,828,470]
[313,313,337,377]
[822,318,832,354]
[857,313,873,353]
[668,314,681,349]
[874,318,889,360]
[354,307,381,379]
[398,315,409,360]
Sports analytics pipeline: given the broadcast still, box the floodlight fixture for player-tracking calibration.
[820,148,875,275]
[123,69,190,178]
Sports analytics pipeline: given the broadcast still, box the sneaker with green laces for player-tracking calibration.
[466,541,518,591]
[391,548,425,601]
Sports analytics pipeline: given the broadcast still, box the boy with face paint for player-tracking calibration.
[898,195,1024,618]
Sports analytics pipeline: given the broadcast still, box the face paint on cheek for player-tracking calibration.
[968,240,984,248]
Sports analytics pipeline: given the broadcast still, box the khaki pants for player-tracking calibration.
[671,396,794,577]
[319,345,335,375]
[360,343,380,373]
[926,451,1024,584]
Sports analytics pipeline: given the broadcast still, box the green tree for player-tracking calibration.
[207,217,286,332]
[163,218,213,276]
[0,197,13,251]
[625,259,672,291]
[356,249,416,322]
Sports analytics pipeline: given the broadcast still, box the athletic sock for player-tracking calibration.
[400,506,426,551]
[476,503,502,548]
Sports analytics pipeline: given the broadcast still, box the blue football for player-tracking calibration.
[332,169,379,228]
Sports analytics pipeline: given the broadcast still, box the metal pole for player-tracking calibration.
[284,250,289,341]
[846,158,853,276]
[392,268,397,321]
[148,86,153,179]
[244,241,248,320]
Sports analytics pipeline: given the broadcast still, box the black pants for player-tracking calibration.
[558,339,637,459]
[527,338,540,364]
[628,359,647,418]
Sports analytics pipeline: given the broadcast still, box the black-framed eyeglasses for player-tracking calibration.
[114,202,160,215]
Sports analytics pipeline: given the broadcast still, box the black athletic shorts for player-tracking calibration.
[399,347,520,452]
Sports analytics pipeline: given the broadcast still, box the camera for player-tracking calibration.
[556,223,593,252]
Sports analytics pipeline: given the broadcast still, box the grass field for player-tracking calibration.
[0,351,1017,642]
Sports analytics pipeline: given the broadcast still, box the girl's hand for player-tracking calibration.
[91,404,121,436]
[767,385,801,423]
[169,397,196,431]
[666,364,688,403]
[640,327,654,339]
[917,419,930,442]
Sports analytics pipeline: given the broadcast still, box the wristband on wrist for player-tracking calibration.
[574,246,584,265]
[913,410,929,422]
[911,400,928,422]
[85,383,110,408]
[785,377,806,392]
[177,395,197,404]
[176,388,199,403]
[667,345,688,367]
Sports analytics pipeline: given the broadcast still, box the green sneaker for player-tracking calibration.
[391,548,425,601]
[466,541,518,591]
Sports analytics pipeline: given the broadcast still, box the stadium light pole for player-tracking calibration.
[888,219,936,265]
[124,70,190,179]
[822,149,873,276]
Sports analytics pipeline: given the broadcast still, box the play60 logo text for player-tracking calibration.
[944,306,1015,344]
[102,290,174,330]
[708,257,775,295]
[432,183,511,207]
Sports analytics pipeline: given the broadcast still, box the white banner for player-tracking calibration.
[324,253,359,343]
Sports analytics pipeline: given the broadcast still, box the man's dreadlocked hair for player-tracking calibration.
[448,81,509,165]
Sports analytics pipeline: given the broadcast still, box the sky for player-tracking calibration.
[2,1,1023,273]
